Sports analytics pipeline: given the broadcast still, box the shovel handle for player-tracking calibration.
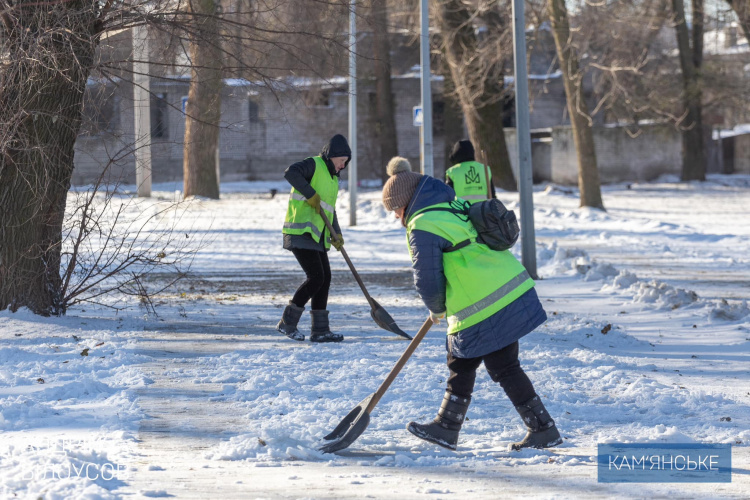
[366,317,434,413]
[318,209,375,305]
[479,149,492,200]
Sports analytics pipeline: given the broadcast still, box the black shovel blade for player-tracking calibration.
[319,410,371,454]
[323,395,372,441]
[370,299,412,340]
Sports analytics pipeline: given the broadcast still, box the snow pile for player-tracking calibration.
[611,270,639,289]
[1,442,128,499]
[598,424,697,444]
[629,280,699,309]
[206,433,325,462]
[709,299,750,322]
[536,242,590,276]
[0,311,147,496]
[539,242,701,311]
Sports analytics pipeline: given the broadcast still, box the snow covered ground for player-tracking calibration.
[1,174,749,499]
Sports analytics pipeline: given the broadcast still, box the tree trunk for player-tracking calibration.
[440,73,465,173]
[467,81,515,191]
[436,0,516,191]
[184,0,223,199]
[0,4,98,315]
[548,0,605,209]
[725,0,750,44]
[672,0,706,181]
[371,0,399,180]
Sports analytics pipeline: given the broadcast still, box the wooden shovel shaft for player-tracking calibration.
[479,149,492,200]
[364,318,433,413]
[318,209,375,305]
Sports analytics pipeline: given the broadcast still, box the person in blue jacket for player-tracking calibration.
[381,156,562,451]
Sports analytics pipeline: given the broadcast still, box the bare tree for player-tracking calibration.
[183,0,223,199]
[571,0,671,127]
[370,0,399,179]
[0,1,101,315]
[61,163,199,314]
[548,0,604,209]
[672,0,707,181]
[435,0,517,191]
[725,0,750,42]
[440,73,466,171]
[0,1,353,315]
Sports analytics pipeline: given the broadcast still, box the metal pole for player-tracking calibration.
[133,24,152,198]
[348,0,358,226]
[215,145,221,192]
[419,0,433,176]
[512,0,538,278]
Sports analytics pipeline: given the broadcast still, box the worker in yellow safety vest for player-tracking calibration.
[381,156,562,452]
[277,134,350,343]
[445,139,495,204]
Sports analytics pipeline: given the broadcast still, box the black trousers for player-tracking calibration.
[290,248,331,310]
[446,341,536,407]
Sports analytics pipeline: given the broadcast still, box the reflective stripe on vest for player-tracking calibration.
[283,221,322,239]
[446,161,490,205]
[407,202,534,334]
[447,270,531,323]
[282,156,338,248]
[289,192,335,214]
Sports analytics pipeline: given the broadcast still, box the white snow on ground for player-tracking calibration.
[1,174,749,499]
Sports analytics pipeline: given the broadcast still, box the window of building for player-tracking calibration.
[248,99,259,122]
[151,93,168,139]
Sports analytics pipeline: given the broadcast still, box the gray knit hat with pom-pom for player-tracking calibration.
[382,157,423,212]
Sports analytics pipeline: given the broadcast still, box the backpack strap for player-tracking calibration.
[414,201,473,253]
[444,238,472,253]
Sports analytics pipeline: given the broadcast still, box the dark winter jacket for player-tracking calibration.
[283,135,351,251]
[446,139,497,199]
[405,175,547,358]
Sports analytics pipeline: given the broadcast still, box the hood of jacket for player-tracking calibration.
[321,134,352,176]
[404,175,456,223]
[449,140,476,165]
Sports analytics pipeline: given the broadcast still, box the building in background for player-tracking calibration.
[72,24,749,187]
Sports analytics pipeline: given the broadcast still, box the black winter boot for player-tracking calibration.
[406,392,471,451]
[309,310,343,343]
[276,302,305,341]
[510,395,562,450]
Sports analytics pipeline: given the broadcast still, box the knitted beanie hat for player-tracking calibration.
[382,157,423,212]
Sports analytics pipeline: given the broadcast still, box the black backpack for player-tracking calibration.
[421,198,520,252]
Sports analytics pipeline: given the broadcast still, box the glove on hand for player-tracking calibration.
[331,234,345,251]
[430,310,446,324]
[306,193,322,212]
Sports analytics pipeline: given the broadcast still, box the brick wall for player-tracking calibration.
[503,123,689,186]
[548,124,683,184]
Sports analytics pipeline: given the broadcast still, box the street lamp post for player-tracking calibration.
[133,23,152,198]
[348,0,358,226]
[511,0,538,278]
[419,0,433,177]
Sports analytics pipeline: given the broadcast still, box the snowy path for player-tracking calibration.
[129,337,250,498]
[103,277,749,499]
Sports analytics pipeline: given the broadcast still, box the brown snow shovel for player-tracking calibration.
[318,209,411,340]
[319,317,433,453]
